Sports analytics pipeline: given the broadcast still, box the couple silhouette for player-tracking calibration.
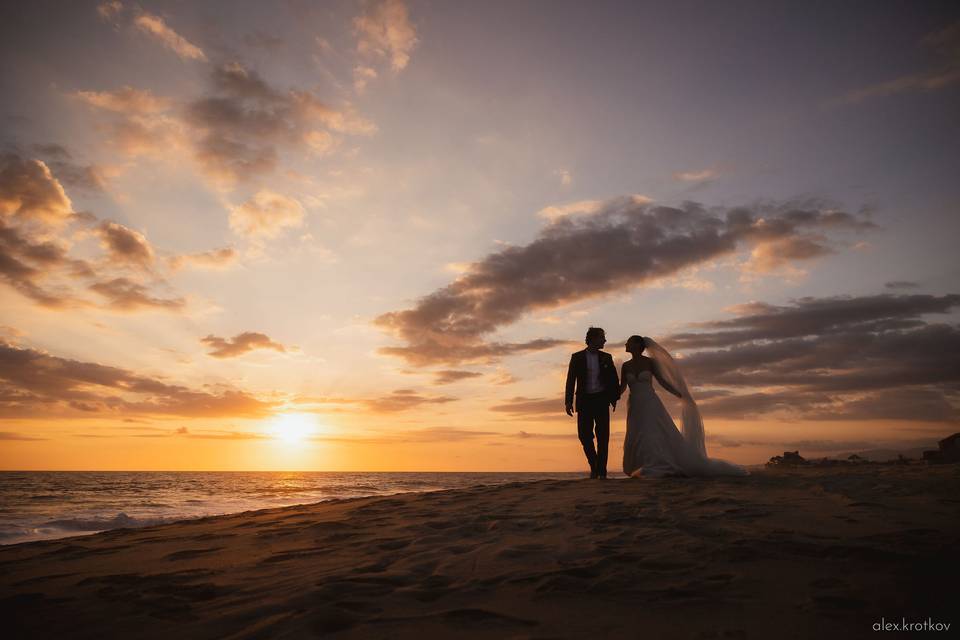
[565,327,749,479]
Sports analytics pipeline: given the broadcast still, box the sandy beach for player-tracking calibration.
[2,464,957,639]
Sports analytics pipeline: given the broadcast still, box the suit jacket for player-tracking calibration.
[565,349,620,411]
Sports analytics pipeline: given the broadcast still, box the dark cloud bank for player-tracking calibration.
[667,293,960,423]
[375,197,876,366]
[0,341,274,419]
[375,194,956,426]
[490,292,960,425]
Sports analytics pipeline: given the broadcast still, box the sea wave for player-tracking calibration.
[41,512,176,532]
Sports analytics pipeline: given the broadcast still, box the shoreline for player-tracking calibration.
[2,465,957,639]
[0,470,589,546]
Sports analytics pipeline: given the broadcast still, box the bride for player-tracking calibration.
[619,335,748,477]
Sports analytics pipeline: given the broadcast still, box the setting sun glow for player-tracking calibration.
[269,413,317,444]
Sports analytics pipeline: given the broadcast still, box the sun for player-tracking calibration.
[268,412,317,444]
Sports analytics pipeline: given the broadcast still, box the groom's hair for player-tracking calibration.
[585,326,605,344]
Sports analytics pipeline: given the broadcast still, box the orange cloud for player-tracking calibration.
[168,247,238,271]
[228,190,305,239]
[133,12,207,61]
[673,168,719,182]
[97,221,156,268]
[73,63,375,185]
[364,389,457,413]
[0,340,276,419]
[97,1,123,23]
[0,155,73,226]
[354,0,419,72]
[73,86,170,114]
[89,277,184,311]
[432,370,483,385]
[201,332,287,358]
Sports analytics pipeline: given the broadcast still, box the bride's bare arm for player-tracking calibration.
[651,360,683,398]
[618,363,628,397]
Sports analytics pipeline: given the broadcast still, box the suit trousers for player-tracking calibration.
[577,392,610,476]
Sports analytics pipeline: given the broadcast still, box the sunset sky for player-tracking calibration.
[1,0,958,471]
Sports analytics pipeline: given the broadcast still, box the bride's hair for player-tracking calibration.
[627,335,646,353]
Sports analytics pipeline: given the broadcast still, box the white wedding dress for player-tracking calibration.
[622,342,749,478]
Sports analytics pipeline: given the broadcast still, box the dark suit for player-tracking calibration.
[565,349,620,476]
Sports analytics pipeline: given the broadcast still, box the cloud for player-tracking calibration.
[133,12,207,62]
[174,428,270,440]
[669,293,960,348]
[0,218,78,308]
[228,189,305,239]
[659,293,960,422]
[47,161,109,193]
[834,20,960,104]
[168,247,237,271]
[311,426,498,445]
[72,87,181,157]
[741,234,833,274]
[293,389,465,415]
[73,86,170,114]
[108,425,273,440]
[201,332,287,358]
[490,369,518,385]
[0,154,73,226]
[0,155,96,307]
[364,389,457,413]
[432,370,483,385]
[73,65,375,185]
[30,144,71,160]
[0,431,46,441]
[97,1,123,23]
[536,198,605,222]
[379,338,569,368]
[490,396,562,416]
[0,153,195,311]
[0,341,276,419]
[886,280,919,290]
[511,430,571,440]
[305,130,338,156]
[182,63,375,185]
[89,277,185,311]
[28,144,109,193]
[354,0,418,72]
[375,196,876,365]
[673,168,718,182]
[554,169,573,186]
[353,65,378,92]
[0,326,25,340]
[96,221,155,267]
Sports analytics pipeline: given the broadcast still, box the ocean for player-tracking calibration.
[0,471,583,546]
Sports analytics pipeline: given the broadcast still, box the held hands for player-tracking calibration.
[565,404,574,417]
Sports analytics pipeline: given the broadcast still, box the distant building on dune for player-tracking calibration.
[766,451,808,467]
[923,433,960,464]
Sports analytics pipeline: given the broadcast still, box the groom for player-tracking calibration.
[565,327,620,479]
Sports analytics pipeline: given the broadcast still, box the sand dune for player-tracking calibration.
[2,464,957,639]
